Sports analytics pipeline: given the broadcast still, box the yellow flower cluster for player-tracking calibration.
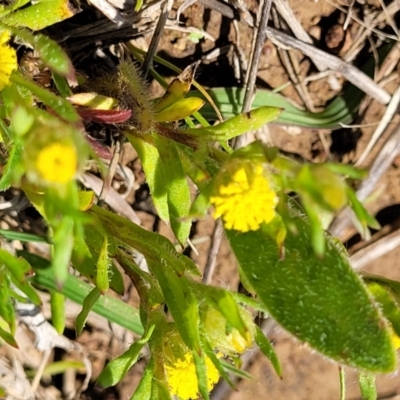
[165,353,219,400]
[35,142,78,184]
[210,160,278,232]
[0,31,17,91]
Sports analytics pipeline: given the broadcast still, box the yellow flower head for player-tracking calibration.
[0,31,17,91]
[35,142,78,184]
[210,159,278,232]
[390,328,400,350]
[165,352,219,400]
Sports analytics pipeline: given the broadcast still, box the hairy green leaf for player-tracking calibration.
[226,213,396,372]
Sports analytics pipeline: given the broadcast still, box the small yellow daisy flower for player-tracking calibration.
[35,142,78,184]
[0,31,17,91]
[210,160,278,232]
[165,352,219,400]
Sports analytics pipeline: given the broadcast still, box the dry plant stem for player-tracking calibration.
[336,0,400,62]
[272,7,315,112]
[242,0,272,114]
[329,121,400,239]
[80,172,141,225]
[211,318,276,400]
[99,139,122,203]
[378,0,400,38]
[202,220,224,284]
[142,0,174,77]
[265,27,391,105]
[274,0,327,72]
[355,86,400,166]
[234,0,272,150]
[30,348,51,393]
[350,228,400,270]
[87,0,124,25]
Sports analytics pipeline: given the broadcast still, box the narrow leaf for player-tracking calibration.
[50,291,65,334]
[359,374,377,400]
[184,106,282,141]
[97,325,155,388]
[75,287,101,335]
[96,235,110,293]
[254,326,282,378]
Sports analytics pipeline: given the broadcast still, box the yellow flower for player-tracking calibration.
[390,328,400,350]
[0,31,17,91]
[210,160,278,232]
[165,352,219,400]
[35,142,78,184]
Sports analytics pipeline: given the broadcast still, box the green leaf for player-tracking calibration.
[153,135,191,245]
[155,97,205,122]
[0,272,15,332]
[193,352,210,400]
[226,213,397,372]
[254,326,282,378]
[184,106,282,141]
[97,325,155,388]
[15,29,75,78]
[0,249,27,282]
[95,235,110,293]
[0,229,48,243]
[50,291,65,334]
[10,73,78,122]
[24,252,143,334]
[358,374,377,400]
[147,260,201,353]
[75,287,101,335]
[199,285,247,338]
[365,282,400,337]
[362,274,400,305]
[52,216,74,286]
[130,358,154,400]
[0,325,18,347]
[202,341,234,388]
[90,205,199,276]
[128,136,169,222]
[0,139,24,190]
[1,0,76,30]
[189,86,363,130]
[346,187,380,235]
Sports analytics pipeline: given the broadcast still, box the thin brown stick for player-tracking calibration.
[202,220,224,284]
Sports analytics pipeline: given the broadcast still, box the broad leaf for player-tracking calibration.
[2,0,76,30]
[226,212,396,372]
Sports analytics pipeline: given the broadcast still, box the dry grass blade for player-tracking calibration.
[265,27,391,104]
[355,86,400,167]
[79,172,141,225]
[350,228,400,270]
[142,0,174,76]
